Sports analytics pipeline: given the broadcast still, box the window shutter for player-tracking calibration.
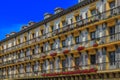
[79,35,82,42]
[82,12,86,19]
[65,38,68,46]
[36,31,39,37]
[95,27,98,38]
[56,23,59,30]
[117,0,120,6]
[85,30,88,41]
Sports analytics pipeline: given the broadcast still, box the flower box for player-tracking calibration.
[93,43,98,47]
[50,52,57,57]
[77,46,85,51]
[41,68,98,77]
[89,68,97,72]
[63,49,70,54]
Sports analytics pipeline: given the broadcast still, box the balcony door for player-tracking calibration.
[109,51,116,69]
[97,48,106,70]
[90,54,96,68]
[55,58,60,72]
[81,52,88,69]
[109,26,115,42]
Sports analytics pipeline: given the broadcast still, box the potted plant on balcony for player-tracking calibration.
[50,52,57,57]
[63,49,70,54]
[93,43,98,47]
[77,46,85,51]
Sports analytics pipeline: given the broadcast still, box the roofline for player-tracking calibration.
[0,0,97,43]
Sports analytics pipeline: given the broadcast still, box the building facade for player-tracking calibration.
[0,0,120,80]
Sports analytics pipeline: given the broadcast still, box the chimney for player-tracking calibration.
[28,21,36,26]
[21,25,28,30]
[44,13,52,19]
[54,7,64,14]
[6,34,10,38]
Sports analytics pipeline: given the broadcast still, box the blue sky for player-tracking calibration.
[0,0,78,40]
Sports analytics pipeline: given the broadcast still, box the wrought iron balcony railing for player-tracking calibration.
[1,30,120,66]
[1,61,120,79]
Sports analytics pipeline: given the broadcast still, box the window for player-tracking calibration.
[51,43,54,50]
[75,15,80,21]
[90,54,96,65]
[50,61,54,72]
[109,26,115,35]
[109,1,115,9]
[68,18,73,24]
[32,33,35,39]
[91,9,97,16]
[62,40,66,47]
[18,39,20,44]
[24,36,27,42]
[51,25,54,32]
[67,36,73,46]
[41,30,44,35]
[62,20,67,27]
[62,60,66,71]
[85,12,88,19]
[109,51,115,65]
[33,62,39,72]
[41,47,43,52]
[91,31,96,40]
[75,57,80,67]
[32,49,35,55]
[75,36,79,44]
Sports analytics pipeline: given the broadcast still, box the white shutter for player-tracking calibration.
[82,31,86,41]
[8,42,12,48]
[98,49,102,63]
[65,38,68,46]
[46,60,49,70]
[99,2,103,13]
[56,58,59,69]
[99,27,103,37]
[14,40,16,46]
[82,12,86,19]
[68,36,71,46]
[36,31,39,37]
[4,45,6,49]
[26,48,30,56]
[55,39,59,48]
[56,23,59,30]
[68,18,72,24]
[117,0,120,6]
[20,37,23,43]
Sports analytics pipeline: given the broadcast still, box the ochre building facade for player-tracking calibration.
[0,0,120,80]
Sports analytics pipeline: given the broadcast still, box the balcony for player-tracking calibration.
[1,61,120,79]
[1,6,120,54]
[24,56,31,61]
[31,53,41,59]
[1,31,120,67]
[17,57,25,62]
